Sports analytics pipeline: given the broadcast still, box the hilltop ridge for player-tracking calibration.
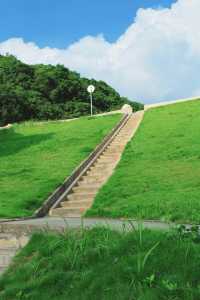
[0,55,143,126]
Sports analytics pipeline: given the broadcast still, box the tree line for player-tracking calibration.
[0,55,143,126]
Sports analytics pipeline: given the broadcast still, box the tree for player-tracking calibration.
[0,55,144,126]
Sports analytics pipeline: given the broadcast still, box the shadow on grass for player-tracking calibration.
[0,127,54,157]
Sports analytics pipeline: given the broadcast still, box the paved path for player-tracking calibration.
[0,217,172,233]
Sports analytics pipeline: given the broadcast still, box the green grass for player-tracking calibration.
[1,226,200,299]
[87,100,200,223]
[0,114,121,218]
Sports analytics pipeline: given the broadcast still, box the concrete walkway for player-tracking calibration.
[0,217,173,234]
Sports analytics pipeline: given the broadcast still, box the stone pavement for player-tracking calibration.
[0,233,29,275]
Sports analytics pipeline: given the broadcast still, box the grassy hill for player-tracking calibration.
[0,114,121,218]
[87,100,200,224]
[1,227,200,300]
[0,55,143,126]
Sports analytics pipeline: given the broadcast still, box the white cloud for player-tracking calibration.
[1,0,200,104]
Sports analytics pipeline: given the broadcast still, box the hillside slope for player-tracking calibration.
[0,55,143,126]
[87,100,200,223]
[0,114,121,218]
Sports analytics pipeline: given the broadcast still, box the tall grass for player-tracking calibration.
[1,226,200,299]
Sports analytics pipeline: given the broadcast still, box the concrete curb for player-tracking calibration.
[0,216,198,236]
[144,96,200,110]
[0,110,121,129]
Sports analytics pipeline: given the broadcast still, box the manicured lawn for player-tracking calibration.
[87,100,200,223]
[0,114,121,218]
[1,227,200,299]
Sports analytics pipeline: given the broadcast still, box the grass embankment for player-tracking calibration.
[0,114,121,218]
[87,100,200,223]
[1,227,200,300]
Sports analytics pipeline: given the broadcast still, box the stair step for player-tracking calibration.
[113,141,127,144]
[80,175,106,183]
[77,181,101,188]
[115,135,131,138]
[67,193,96,201]
[72,186,99,193]
[86,169,112,176]
[0,239,18,249]
[104,150,122,154]
[89,165,113,172]
[102,152,120,156]
[96,159,117,164]
[0,234,29,276]
[106,147,125,152]
[101,155,120,160]
[50,207,84,217]
[106,146,124,150]
[0,249,16,255]
[90,163,112,169]
[109,143,126,146]
[0,255,14,267]
[93,161,116,166]
[108,142,124,148]
[82,173,108,180]
[61,200,92,208]
[86,171,112,178]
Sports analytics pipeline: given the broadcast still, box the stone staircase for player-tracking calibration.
[49,111,144,218]
[0,233,29,275]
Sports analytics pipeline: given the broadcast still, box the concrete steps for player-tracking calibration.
[80,177,107,184]
[49,111,144,218]
[89,165,113,173]
[0,233,29,276]
[61,200,92,208]
[72,186,99,193]
[101,153,120,158]
[86,169,112,177]
[50,207,86,217]
[67,193,96,202]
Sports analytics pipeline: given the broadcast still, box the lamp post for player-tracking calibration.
[87,85,95,117]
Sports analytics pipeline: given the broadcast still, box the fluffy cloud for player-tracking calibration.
[1,0,200,104]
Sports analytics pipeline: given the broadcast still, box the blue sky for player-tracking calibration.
[1,0,199,104]
[0,0,176,48]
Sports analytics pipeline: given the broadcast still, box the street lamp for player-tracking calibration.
[87,85,95,117]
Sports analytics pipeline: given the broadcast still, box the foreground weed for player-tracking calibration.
[1,227,200,300]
